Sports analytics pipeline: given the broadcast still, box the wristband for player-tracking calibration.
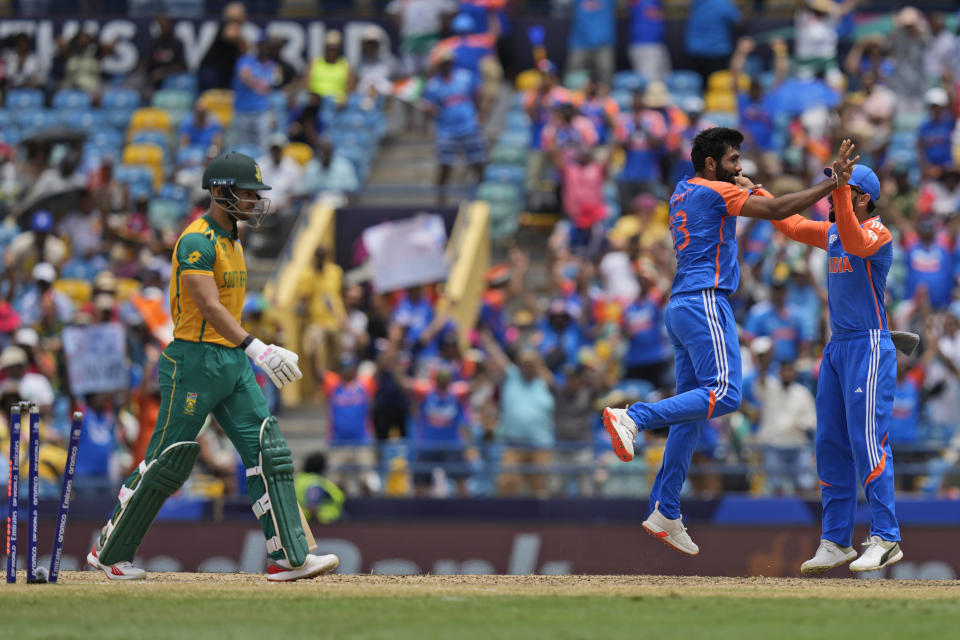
[238,335,254,351]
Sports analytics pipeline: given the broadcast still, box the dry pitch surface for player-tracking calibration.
[2,573,959,639]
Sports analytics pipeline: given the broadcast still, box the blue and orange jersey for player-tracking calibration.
[668,177,751,296]
[770,185,893,336]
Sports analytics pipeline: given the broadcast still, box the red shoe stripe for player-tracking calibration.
[111,566,124,576]
[267,565,286,575]
[655,531,668,539]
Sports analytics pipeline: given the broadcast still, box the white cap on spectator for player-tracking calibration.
[325,29,342,46]
[362,26,380,42]
[751,336,773,357]
[269,133,289,148]
[32,262,56,283]
[0,345,28,369]
[925,87,949,107]
[95,293,116,311]
[14,327,39,348]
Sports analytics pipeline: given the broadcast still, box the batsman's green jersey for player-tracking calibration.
[102,213,283,560]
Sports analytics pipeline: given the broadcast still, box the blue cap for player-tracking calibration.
[31,209,53,233]
[451,13,476,34]
[823,164,880,203]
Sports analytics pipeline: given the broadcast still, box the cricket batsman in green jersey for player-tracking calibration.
[87,152,339,581]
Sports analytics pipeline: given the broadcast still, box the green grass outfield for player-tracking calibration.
[1,574,958,640]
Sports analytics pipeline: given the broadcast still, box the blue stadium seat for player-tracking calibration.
[159,183,189,204]
[130,130,171,149]
[152,89,195,113]
[666,70,703,97]
[610,89,633,111]
[497,130,529,148]
[17,110,59,133]
[757,70,779,90]
[89,128,125,150]
[703,111,739,129]
[106,108,137,130]
[127,181,153,201]
[59,109,106,131]
[5,88,44,110]
[611,71,647,93]
[102,88,142,111]
[114,164,155,190]
[52,89,93,110]
[0,110,12,128]
[162,72,199,94]
[177,145,207,167]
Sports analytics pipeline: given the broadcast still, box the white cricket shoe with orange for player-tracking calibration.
[602,407,639,462]
[87,545,146,581]
[642,501,699,556]
[267,553,340,582]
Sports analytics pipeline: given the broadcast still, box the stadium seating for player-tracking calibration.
[563,69,590,91]
[17,109,58,133]
[52,89,93,110]
[283,142,314,166]
[705,91,738,113]
[122,144,166,187]
[162,72,199,94]
[102,87,142,111]
[148,198,187,231]
[60,109,106,131]
[130,130,171,150]
[665,70,703,97]
[53,279,93,305]
[129,108,173,135]
[612,71,646,93]
[5,88,44,110]
[707,70,750,93]
[198,89,234,128]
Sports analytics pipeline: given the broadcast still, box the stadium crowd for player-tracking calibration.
[4,2,960,511]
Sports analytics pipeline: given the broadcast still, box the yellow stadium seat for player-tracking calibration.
[129,108,172,134]
[115,277,142,302]
[515,69,542,92]
[199,89,235,128]
[707,70,750,93]
[705,91,738,113]
[122,144,165,187]
[53,279,93,306]
[283,142,314,166]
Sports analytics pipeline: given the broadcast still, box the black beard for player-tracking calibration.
[716,166,737,184]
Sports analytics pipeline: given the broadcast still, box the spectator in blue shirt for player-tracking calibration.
[904,218,954,310]
[230,42,277,149]
[917,87,955,178]
[537,299,583,375]
[629,0,670,81]
[482,332,555,497]
[743,281,808,363]
[178,103,224,155]
[392,285,435,348]
[622,286,670,389]
[421,50,487,201]
[411,368,470,496]
[322,354,377,496]
[890,361,920,445]
[567,0,616,85]
[74,394,118,492]
[683,0,741,83]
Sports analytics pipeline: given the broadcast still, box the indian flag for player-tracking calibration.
[393,77,424,104]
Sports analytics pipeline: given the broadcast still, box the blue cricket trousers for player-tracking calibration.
[627,290,742,519]
[817,330,900,546]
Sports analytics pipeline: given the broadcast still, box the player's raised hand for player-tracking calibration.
[831,139,860,186]
[735,174,762,191]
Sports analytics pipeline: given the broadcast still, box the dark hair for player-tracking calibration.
[303,452,327,475]
[691,127,744,173]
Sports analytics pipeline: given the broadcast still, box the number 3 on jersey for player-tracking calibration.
[670,210,690,252]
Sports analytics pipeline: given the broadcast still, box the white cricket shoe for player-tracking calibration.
[642,501,699,556]
[87,546,147,581]
[267,553,340,582]
[602,407,639,462]
[800,539,857,575]
[849,535,903,573]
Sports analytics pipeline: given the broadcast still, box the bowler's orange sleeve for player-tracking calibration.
[688,178,750,216]
[833,185,892,258]
[750,187,830,250]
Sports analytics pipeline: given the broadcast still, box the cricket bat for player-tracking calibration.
[299,504,318,552]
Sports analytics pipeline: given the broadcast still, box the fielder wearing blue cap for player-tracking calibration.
[765,141,903,575]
